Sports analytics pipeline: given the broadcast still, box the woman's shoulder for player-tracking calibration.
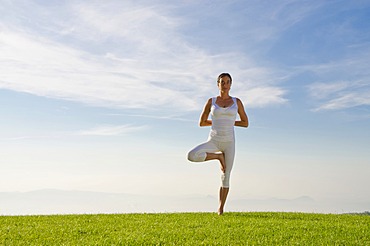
[207,97,216,103]
[234,97,247,109]
[233,97,243,102]
[233,97,245,106]
[203,97,213,107]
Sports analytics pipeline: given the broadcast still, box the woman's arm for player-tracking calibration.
[235,98,249,127]
[199,98,212,127]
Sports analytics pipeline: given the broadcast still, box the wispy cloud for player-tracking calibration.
[242,86,287,108]
[305,53,370,111]
[107,113,197,123]
[0,125,148,141]
[237,0,370,113]
[0,135,58,141]
[276,1,370,113]
[251,0,325,42]
[308,81,370,111]
[0,1,288,112]
[77,124,148,136]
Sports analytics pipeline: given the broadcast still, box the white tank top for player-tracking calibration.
[209,97,238,142]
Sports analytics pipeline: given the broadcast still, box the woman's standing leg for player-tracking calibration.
[218,187,229,215]
[218,141,235,215]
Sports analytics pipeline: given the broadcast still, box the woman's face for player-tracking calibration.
[218,76,232,93]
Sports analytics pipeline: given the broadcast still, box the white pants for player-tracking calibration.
[187,138,235,188]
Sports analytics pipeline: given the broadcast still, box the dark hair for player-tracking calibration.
[217,73,232,84]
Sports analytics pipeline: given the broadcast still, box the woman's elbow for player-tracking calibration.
[199,120,210,127]
[199,122,207,127]
[242,120,249,128]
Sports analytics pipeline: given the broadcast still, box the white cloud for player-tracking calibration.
[308,81,350,100]
[70,2,180,48]
[0,125,147,140]
[241,86,288,108]
[0,1,288,112]
[309,88,370,112]
[223,0,326,46]
[77,124,148,136]
[305,56,370,111]
[0,28,198,110]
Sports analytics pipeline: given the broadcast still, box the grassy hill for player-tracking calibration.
[1,212,369,245]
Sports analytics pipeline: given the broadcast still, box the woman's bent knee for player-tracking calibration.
[187,150,205,162]
[187,151,195,162]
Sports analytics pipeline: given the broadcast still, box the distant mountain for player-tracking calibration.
[228,195,317,213]
[1,190,369,215]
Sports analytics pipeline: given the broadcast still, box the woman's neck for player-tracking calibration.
[219,92,231,99]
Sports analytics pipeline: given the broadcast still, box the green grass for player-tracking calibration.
[1,212,369,245]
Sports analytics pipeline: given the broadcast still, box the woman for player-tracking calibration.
[187,73,249,215]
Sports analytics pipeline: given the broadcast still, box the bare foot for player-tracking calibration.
[218,208,224,215]
[218,153,226,173]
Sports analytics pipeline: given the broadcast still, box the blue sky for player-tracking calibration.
[1,0,370,213]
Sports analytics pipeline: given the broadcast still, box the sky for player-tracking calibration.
[1,0,370,214]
